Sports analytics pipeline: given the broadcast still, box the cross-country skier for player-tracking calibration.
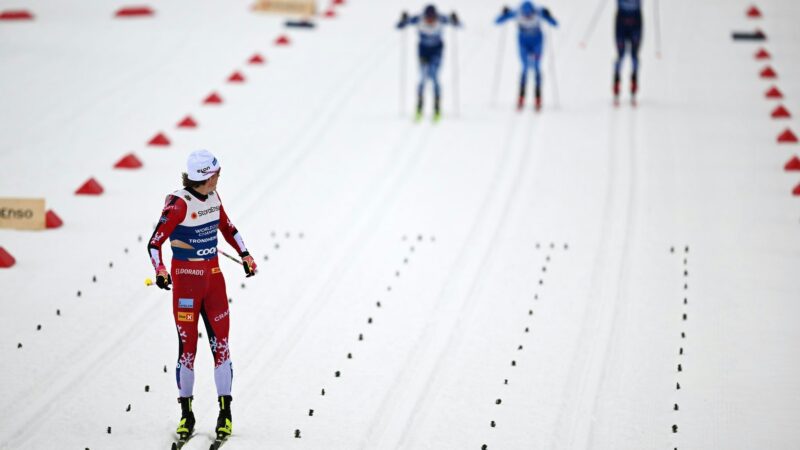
[397,4,461,122]
[147,150,257,448]
[496,1,558,111]
[613,0,642,105]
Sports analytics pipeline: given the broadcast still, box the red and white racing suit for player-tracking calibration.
[148,187,249,398]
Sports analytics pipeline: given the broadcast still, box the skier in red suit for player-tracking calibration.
[147,150,257,446]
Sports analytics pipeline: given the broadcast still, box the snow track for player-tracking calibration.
[3,0,800,449]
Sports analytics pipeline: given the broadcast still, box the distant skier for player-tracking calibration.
[397,4,461,122]
[147,150,257,448]
[613,0,642,105]
[496,1,558,111]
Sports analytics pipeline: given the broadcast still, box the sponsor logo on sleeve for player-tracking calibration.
[178,298,194,309]
[178,312,195,322]
[214,310,229,322]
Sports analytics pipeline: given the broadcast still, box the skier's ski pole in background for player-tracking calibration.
[491,25,507,106]
[399,17,408,117]
[579,0,610,48]
[451,17,461,118]
[654,0,662,58]
[546,30,560,109]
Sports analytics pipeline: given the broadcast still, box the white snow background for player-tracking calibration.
[1,0,799,448]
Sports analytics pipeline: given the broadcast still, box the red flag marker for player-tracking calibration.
[46,210,63,229]
[760,66,777,79]
[755,48,770,60]
[0,10,34,20]
[784,156,800,171]
[177,115,197,128]
[765,86,783,99]
[275,35,290,46]
[114,153,143,169]
[148,132,170,146]
[771,105,791,119]
[248,53,265,64]
[228,71,245,83]
[777,129,798,144]
[747,6,761,18]
[203,92,223,105]
[0,247,15,268]
[75,178,104,195]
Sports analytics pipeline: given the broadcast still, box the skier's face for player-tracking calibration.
[424,15,436,25]
[206,170,220,191]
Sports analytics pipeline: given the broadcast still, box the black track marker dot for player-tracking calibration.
[504,379,508,385]
[77,291,82,297]
[335,371,341,377]
[490,420,496,428]
[17,343,22,349]
[387,286,392,291]
[403,258,408,264]
[163,365,168,373]
[679,348,684,355]
[56,309,61,316]
[536,243,541,249]
[684,298,688,305]
[145,385,150,392]
[368,317,373,324]
[538,279,543,285]
[321,389,326,396]
[308,409,314,416]
[263,255,269,261]
[678,364,683,372]
[518,345,523,350]
[534,294,538,300]
[37,324,41,331]
[92,275,97,282]
[274,243,280,250]
[124,248,129,253]
[109,262,113,268]
[294,429,301,438]
[376,301,381,308]
[681,332,686,338]
[524,327,529,333]
[670,246,675,253]
[672,424,678,433]
[107,427,111,434]
[676,382,681,390]
[495,399,502,405]
[138,235,142,242]
[674,403,679,411]
[347,353,352,359]
[482,445,487,450]
[682,314,687,321]
[229,298,233,304]
[199,332,203,338]
[126,404,131,412]
[358,333,364,341]
[511,361,516,366]
[528,310,533,315]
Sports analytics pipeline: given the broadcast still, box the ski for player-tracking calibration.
[171,433,195,450]
[209,436,229,450]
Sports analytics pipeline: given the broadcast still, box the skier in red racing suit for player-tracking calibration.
[147,149,256,444]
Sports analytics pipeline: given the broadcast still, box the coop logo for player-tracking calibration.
[214,310,229,322]
[0,208,34,219]
[178,312,195,322]
[178,298,194,309]
[176,268,204,276]
[197,247,217,257]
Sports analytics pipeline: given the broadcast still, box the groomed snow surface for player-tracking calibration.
[2,0,800,448]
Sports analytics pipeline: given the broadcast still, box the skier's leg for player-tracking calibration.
[430,52,442,116]
[532,36,544,109]
[171,262,203,399]
[613,16,625,97]
[202,266,232,397]
[630,25,642,96]
[518,45,529,108]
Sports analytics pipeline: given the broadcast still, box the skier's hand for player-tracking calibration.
[242,255,257,278]
[156,266,172,290]
[397,11,409,28]
[502,6,511,15]
[450,12,460,26]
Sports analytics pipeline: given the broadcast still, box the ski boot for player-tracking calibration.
[215,395,233,441]
[172,396,195,449]
[433,95,441,123]
[630,73,638,107]
[613,73,621,107]
[534,84,542,112]
[415,95,424,122]
[517,84,526,111]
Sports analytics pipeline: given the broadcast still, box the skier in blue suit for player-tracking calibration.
[397,4,461,121]
[614,0,642,105]
[496,1,558,111]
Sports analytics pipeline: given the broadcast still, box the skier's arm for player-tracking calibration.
[147,195,186,284]
[218,204,249,258]
[541,8,558,27]
[218,200,257,277]
[495,7,516,24]
[396,13,420,29]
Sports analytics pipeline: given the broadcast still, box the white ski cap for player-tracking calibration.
[186,150,221,181]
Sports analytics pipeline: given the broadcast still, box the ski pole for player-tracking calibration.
[399,18,408,116]
[579,0,610,48]
[144,250,244,287]
[491,25,507,106]
[546,30,560,109]
[654,0,662,58]
[451,21,461,118]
